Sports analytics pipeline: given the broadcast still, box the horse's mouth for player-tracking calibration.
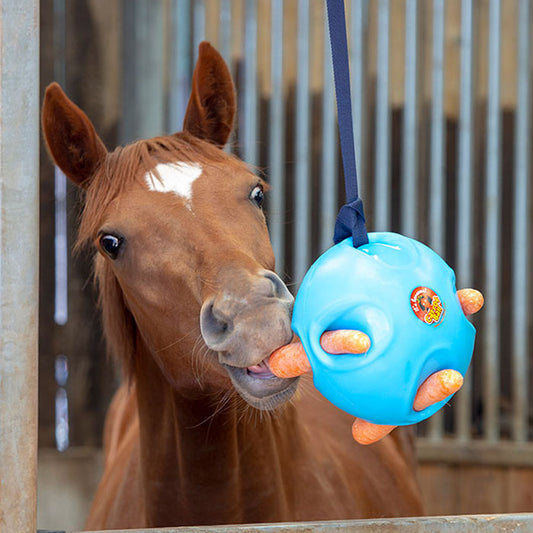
[222,356,299,411]
[246,358,276,379]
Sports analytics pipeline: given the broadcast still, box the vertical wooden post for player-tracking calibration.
[0,1,40,531]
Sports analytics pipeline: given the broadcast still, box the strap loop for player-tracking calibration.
[326,0,369,248]
[333,198,367,245]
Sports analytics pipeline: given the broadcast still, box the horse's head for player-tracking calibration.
[42,42,297,410]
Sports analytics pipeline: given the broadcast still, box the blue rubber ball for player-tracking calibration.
[291,232,476,426]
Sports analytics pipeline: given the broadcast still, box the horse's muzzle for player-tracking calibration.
[200,269,293,365]
[199,269,296,408]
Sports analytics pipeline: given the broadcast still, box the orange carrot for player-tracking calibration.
[352,369,464,445]
[269,342,311,378]
[269,330,370,378]
[320,330,371,355]
[351,419,395,445]
[413,369,463,411]
[457,288,484,316]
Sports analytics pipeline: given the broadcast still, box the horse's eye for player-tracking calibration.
[250,185,264,207]
[99,234,124,260]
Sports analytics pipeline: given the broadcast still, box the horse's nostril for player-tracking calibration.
[200,300,232,348]
[262,270,294,303]
[201,272,292,353]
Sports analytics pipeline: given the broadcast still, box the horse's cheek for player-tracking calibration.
[240,224,275,270]
[151,352,183,388]
[124,286,204,378]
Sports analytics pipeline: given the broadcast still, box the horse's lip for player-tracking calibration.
[224,356,278,381]
[221,361,299,410]
[222,359,280,383]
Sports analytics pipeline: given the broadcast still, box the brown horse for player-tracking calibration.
[42,42,423,530]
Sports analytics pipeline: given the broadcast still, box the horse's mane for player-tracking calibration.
[77,132,233,377]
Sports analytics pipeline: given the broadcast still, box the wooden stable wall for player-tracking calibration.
[38,0,530,447]
[36,449,533,531]
[39,0,120,449]
[419,464,533,516]
[214,0,523,114]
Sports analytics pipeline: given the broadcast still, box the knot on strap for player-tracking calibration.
[333,198,369,248]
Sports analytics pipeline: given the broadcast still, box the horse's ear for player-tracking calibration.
[42,82,107,188]
[182,42,236,147]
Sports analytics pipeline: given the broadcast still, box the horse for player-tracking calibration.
[42,42,424,530]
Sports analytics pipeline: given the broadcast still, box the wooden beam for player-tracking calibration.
[418,439,533,467]
[82,513,533,533]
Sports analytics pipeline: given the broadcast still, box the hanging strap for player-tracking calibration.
[326,0,369,248]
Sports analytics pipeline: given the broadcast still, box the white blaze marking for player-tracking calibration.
[145,162,202,210]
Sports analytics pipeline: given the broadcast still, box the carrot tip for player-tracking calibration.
[457,288,484,316]
[413,369,464,411]
[351,419,396,445]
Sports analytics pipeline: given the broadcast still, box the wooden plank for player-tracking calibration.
[507,468,533,513]
[417,464,459,516]
[81,514,533,533]
[38,447,104,531]
[457,466,507,515]
[417,439,533,467]
[419,464,533,516]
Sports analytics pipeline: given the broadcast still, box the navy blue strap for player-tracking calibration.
[326,0,368,248]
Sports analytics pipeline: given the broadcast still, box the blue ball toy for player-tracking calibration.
[291,232,476,426]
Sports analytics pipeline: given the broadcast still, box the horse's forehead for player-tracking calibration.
[142,157,251,202]
[145,162,203,209]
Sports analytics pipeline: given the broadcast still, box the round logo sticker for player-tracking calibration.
[410,287,445,326]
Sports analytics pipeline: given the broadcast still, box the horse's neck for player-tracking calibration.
[133,337,303,527]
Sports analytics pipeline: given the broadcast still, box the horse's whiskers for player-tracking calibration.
[191,337,220,391]
[239,401,263,427]
[189,388,235,432]
[197,275,219,294]
[191,336,210,386]
[155,329,196,353]
[236,399,254,426]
